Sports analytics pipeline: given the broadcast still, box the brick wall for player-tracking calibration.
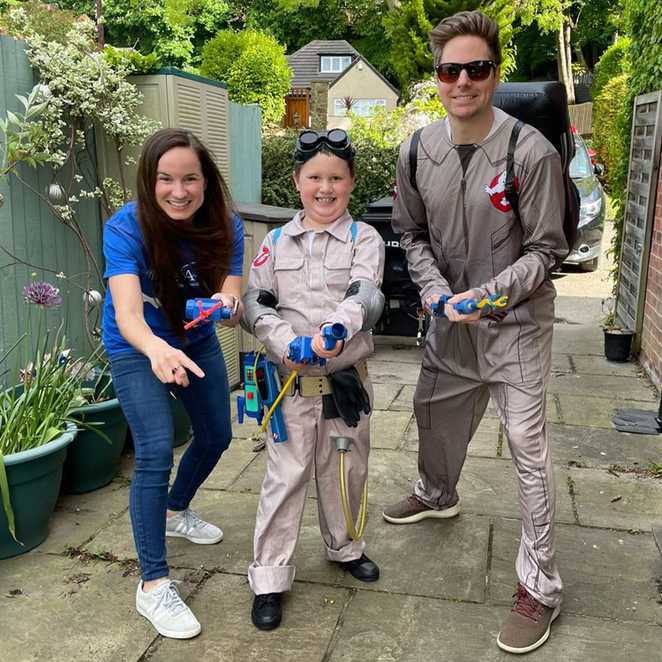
[639,154,662,390]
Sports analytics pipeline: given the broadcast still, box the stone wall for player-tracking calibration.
[309,81,329,130]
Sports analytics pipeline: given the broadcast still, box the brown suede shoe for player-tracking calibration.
[497,583,560,654]
[382,494,460,524]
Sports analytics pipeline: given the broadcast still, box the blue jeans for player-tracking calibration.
[110,333,232,581]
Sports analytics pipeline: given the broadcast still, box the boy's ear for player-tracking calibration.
[292,171,300,191]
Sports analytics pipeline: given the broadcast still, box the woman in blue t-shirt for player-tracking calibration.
[102,128,244,639]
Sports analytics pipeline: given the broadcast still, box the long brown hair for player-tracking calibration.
[136,128,234,337]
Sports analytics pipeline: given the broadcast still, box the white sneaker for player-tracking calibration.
[136,580,201,639]
[165,509,224,544]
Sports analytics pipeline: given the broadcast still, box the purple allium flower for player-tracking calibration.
[23,281,62,308]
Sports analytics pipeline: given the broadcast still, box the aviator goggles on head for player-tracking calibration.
[293,128,355,164]
[435,59,496,84]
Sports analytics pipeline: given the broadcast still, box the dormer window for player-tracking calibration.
[320,55,352,73]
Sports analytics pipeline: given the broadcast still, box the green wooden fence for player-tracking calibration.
[0,36,104,382]
[229,101,261,204]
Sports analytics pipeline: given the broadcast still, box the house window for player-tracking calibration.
[320,55,352,73]
[334,98,386,117]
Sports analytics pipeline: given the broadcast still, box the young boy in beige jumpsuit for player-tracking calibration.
[242,129,385,631]
[382,12,568,655]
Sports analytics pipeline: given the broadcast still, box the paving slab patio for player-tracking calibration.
[3,257,662,660]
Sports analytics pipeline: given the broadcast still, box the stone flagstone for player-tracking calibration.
[326,591,662,662]
[569,467,662,530]
[490,517,662,624]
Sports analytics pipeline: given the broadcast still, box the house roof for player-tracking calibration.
[329,55,400,96]
[287,40,359,88]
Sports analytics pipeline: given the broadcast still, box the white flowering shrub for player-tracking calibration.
[0,11,159,339]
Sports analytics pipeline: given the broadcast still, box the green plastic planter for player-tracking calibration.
[121,394,190,451]
[170,394,192,448]
[0,422,77,559]
[61,396,128,494]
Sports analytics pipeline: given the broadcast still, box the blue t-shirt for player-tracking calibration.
[102,201,244,357]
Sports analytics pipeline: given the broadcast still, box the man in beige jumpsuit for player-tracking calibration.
[382,11,568,655]
[244,191,385,627]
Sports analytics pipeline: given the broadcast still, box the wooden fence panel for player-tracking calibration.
[229,101,261,204]
[0,36,103,381]
[568,102,593,136]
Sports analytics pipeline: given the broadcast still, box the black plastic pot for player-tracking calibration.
[604,329,634,362]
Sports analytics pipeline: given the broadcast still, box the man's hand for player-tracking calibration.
[445,289,482,324]
[145,337,205,387]
[211,292,243,328]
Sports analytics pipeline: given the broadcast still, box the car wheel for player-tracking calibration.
[580,257,598,272]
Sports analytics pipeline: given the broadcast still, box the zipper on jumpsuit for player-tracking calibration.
[459,175,480,359]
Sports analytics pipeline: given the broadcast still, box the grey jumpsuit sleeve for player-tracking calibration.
[247,231,297,362]
[323,223,385,340]
[477,151,569,308]
[391,139,453,303]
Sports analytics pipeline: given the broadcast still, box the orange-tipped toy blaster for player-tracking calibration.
[431,294,509,317]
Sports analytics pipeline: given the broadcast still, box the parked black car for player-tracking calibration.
[564,134,606,272]
[361,195,423,337]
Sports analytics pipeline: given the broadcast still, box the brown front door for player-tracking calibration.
[284,93,309,128]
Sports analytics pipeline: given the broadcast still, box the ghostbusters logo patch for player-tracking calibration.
[485,170,519,213]
[252,245,270,267]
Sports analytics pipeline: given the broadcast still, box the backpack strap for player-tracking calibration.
[409,128,423,193]
[272,226,282,245]
[350,220,357,244]
[505,120,524,224]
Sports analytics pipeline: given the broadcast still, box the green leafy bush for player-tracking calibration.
[201,29,292,125]
[0,0,81,44]
[592,73,629,193]
[261,128,398,220]
[102,45,161,75]
[261,130,300,211]
[609,2,662,282]
[591,36,630,99]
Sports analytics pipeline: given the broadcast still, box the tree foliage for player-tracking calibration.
[0,0,80,43]
[200,29,292,125]
[592,72,628,191]
[591,36,630,98]
[55,0,232,67]
[609,0,662,283]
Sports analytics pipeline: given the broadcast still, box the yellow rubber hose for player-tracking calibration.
[339,451,369,541]
[260,370,298,433]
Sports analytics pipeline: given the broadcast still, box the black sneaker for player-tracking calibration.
[251,592,282,631]
[337,554,380,582]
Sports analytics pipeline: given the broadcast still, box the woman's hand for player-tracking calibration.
[211,292,243,328]
[145,337,205,387]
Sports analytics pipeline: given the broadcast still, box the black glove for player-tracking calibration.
[327,367,371,427]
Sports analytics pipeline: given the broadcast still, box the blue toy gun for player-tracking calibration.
[287,323,347,366]
[236,352,288,443]
[184,298,232,330]
[431,294,509,318]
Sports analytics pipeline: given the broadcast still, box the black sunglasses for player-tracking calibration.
[435,60,496,84]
